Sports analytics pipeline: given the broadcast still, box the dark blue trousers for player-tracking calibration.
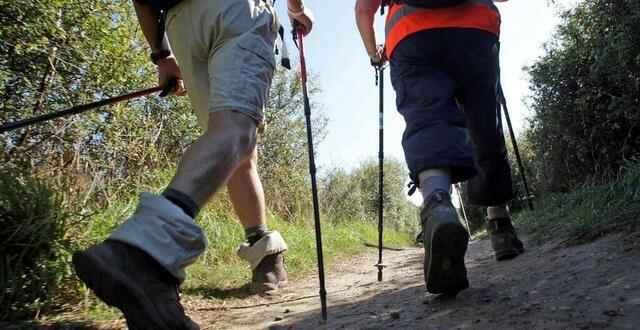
[389,28,513,206]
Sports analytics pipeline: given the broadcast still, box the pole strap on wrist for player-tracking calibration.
[288,5,304,17]
[151,49,172,65]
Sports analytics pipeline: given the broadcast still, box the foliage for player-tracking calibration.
[526,0,640,194]
[321,158,420,234]
[0,171,73,321]
[184,217,414,297]
[514,160,640,245]
[320,168,366,221]
[504,133,540,211]
[0,0,200,206]
[258,69,326,219]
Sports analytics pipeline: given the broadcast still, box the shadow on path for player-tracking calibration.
[183,283,255,300]
[262,237,640,329]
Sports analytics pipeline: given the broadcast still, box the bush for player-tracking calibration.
[321,158,420,234]
[526,0,640,194]
[0,171,73,321]
[320,168,366,221]
[514,160,640,245]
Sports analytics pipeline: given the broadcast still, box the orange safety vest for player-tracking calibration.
[385,0,501,58]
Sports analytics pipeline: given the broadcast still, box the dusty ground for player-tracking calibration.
[7,234,639,329]
[182,235,640,329]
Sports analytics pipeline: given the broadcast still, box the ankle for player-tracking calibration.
[419,168,451,202]
[487,205,509,220]
[162,188,200,218]
[245,224,270,246]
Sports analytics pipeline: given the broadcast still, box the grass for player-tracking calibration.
[68,182,414,312]
[12,186,413,326]
[71,168,415,302]
[0,172,74,321]
[183,215,413,300]
[513,161,640,245]
[2,165,415,324]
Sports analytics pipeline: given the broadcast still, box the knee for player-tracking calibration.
[207,110,258,161]
[233,128,257,160]
[232,116,257,154]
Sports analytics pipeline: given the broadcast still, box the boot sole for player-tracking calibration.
[495,247,525,261]
[72,249,170,329]
[250,279,288,296]
[424,222,469,295]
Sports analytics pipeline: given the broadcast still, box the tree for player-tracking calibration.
[320,158,419,233]
[0,0,199,206]
[258,68,326,219]
[526,0,640,193]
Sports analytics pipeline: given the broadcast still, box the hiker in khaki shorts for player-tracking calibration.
[72,0,314,328]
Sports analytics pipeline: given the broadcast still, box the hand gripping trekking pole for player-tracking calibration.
[296,30,328,321]
[499,84,535,210]
[374,66,386,282]
[0,80,177,134]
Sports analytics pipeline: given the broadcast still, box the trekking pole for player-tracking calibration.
[0,81,176,134]
[374,65,386,282]
[295,30,328,321]
[498,84,535,210]
[454,184,471,236]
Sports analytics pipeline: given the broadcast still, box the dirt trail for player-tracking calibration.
[185,235,640,329]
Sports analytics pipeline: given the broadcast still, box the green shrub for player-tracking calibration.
[0,172,73,321]
[320,158,419,234]
[514,160,640,244]
[526,0,640,194]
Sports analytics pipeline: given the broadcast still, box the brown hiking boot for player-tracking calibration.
[237,231,288,295]
[486,217,525,261]
[420,190,469,295]
[250,252,288,295]
[72,240,199,330]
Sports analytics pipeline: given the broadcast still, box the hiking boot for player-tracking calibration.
[251,252,288,295]
[420,190,470,295]
[72,240,199,330]
[486,217,525,261]
[237,231,288,295]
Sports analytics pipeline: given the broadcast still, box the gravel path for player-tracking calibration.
[186,235,640,329]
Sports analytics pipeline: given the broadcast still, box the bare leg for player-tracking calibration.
[227,147,266,229]
[168,110,258,207]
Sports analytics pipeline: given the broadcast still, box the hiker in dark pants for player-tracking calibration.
[356,0,524,295]
[72,0,314,328]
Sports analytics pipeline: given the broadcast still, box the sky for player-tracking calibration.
[273,0,573,202]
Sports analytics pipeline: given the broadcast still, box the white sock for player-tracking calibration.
[487,205,510,219]
[418,168,451,202]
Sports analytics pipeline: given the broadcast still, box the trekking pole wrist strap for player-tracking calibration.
[151,49,172,65]
[287,5,305,17]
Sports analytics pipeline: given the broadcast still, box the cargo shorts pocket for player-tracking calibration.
[230,32,276,115]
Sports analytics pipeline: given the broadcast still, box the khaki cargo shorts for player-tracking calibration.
[166,0,277,130]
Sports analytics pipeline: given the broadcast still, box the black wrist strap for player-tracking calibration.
[151,49,172,64]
